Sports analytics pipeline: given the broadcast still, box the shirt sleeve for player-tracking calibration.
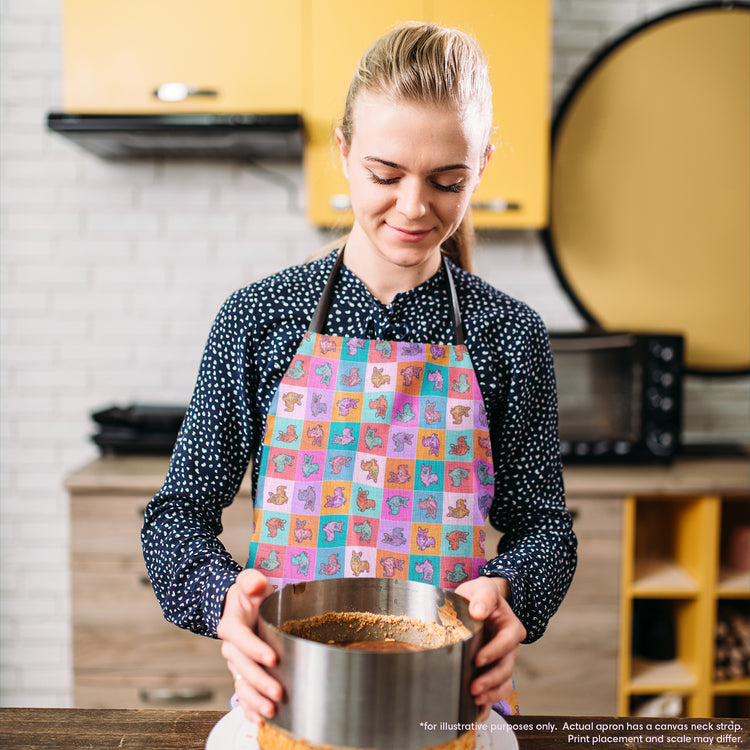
[479,311,578,644]
[141,291,257,637]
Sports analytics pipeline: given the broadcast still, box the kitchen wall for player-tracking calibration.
[1,0,748,707]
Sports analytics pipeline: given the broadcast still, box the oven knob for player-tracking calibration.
[559,440,571,456]
[614,441,632,455]
[574,442,590,456]
[661,396,674,412]
[660,372,675,387]
[660,346,676,362]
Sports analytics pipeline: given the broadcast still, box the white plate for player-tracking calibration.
[206,708,518,750]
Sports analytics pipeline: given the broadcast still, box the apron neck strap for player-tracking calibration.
[308,250,465,346]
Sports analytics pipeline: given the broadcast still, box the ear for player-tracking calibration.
[334,127,351,180]
[473,144,495,191]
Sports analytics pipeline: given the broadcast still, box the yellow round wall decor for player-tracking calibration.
[543,3,750,373]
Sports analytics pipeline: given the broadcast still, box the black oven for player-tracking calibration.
[549,332,684,462]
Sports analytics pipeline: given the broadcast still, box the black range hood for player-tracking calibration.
[46,112,305,160]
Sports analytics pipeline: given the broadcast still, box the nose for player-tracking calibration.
[396,178,428,220]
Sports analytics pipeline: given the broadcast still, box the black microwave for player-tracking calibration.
[549,332,684,462]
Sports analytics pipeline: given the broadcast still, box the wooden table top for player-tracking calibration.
[0,709,747,749]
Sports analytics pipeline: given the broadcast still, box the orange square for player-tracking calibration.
[376,550,408,580]
[383,458,415,489]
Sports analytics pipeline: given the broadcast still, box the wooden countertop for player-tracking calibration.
[0,709,747,749]
[64,454,750,498]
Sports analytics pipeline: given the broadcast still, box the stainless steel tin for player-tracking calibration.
[258,578,483,750]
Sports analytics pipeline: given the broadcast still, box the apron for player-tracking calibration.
[245,251,519,715]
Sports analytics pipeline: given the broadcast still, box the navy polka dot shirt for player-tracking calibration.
[141,250,577,643]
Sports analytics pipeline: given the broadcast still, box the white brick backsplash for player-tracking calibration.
[2,0,748,710]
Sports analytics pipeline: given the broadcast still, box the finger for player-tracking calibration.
[220,621,278,668]
[471,650,516,699]
[225,650,284,717]
[472,673,514,712]
[233,672,278,723]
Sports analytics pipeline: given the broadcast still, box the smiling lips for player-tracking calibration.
[385,223,434,243]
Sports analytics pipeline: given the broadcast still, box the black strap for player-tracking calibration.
[308,250,464,346]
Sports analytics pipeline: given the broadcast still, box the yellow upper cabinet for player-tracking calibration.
[61,0,304,113]
[304,0,551,228]
[431,1,551,229]
[61,1,550,227]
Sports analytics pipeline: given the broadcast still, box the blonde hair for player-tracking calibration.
[339,21,493,272]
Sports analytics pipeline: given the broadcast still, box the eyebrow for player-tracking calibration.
[363,156,470,173]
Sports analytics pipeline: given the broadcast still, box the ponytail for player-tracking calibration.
[442,213,475,273]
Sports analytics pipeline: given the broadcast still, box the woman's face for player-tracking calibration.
[336,93,491,275]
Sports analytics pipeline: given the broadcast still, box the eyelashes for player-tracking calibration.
[366,171,466,193]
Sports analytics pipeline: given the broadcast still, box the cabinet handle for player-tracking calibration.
[153,82,219,102]
[140,686,214,704]
[470,198,521,213]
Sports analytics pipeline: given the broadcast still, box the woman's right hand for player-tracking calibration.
[217,569,283,723]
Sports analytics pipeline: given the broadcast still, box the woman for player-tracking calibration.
[142,21,576,725]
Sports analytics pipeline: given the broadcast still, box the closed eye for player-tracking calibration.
[367,171,399,186]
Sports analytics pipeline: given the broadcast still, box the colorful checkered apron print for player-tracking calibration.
[247,331,494,591]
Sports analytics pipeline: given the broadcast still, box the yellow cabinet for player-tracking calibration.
[304,0,551,228]
[62,0,303,113]
[303,0,431,228]
[618,493,750,717]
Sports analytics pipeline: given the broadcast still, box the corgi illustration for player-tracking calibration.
[416,527,436,551]
[380,556,404,577]
[391,431,413,452]
[369,395,389,418]
[422,433,441,456]
[276,424,298,444]
[419,464,438,487]
[322,521,344,542]
[265,517,285,538]
[286,360,305,380]
[315,362,332,385]
[386,495,409,515]
[356,489,376,513]
[449,436,470,456]
[340,367,361,387]
[350,551,370,576]
[424,401,441,425]
[301,454,320,478]
[427,369,444,392]
[290,551,310,576]
[382,527,407,547]
[450,405,470,425]
[299,485,316,512]
[445,530,468,551]
[418,495,438,518]
[258,550,281,571]
[448,467,470,487]
[282,392,303,412]
[293,518,313,543]
[353,519,373,542]
[336,397,359,417]
[364,427,383,450]
[267,486,289,505]
[360,459,379,482]
[388,464,411,484]
[448,498,470,518]
[370,367,391,388]
[319,553,341,576]
[325,486,347,508]
[415,559,434,583]
[306,424,324,447]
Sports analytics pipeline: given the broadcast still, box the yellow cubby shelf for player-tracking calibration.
[618,493,750,717]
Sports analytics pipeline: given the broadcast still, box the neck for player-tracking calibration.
[343,224,442,305]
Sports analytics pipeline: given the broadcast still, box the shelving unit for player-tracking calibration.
[618,492,750,717]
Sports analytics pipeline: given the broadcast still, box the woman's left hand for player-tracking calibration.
[455,576,526,720]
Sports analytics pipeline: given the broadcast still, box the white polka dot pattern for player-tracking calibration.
[141,251,577,642]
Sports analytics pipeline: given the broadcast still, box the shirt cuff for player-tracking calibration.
[480,559,526,627]
[202,566,241,638]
